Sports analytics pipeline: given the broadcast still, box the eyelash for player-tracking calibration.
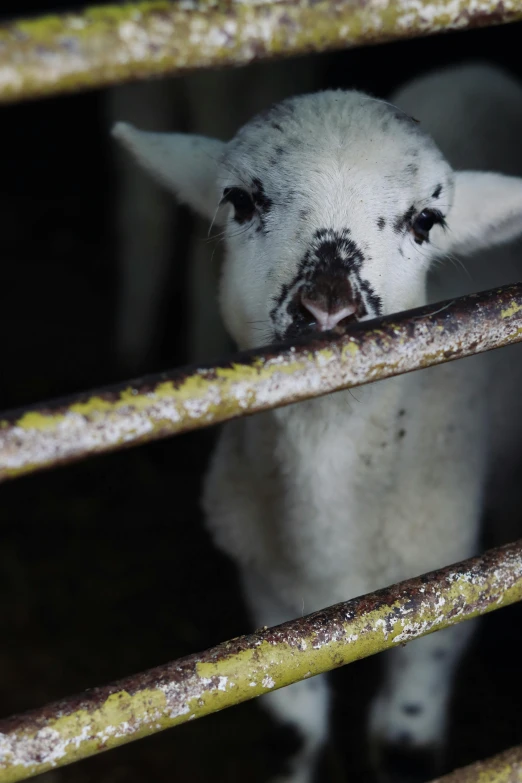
[220,189,447,243]
[222,187,256,223]
[412,208,446,244]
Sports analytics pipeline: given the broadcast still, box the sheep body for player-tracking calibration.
[114,62,522,782]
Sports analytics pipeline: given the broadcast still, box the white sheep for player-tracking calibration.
[113,62,522,782]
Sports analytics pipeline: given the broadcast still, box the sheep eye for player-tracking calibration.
[412,209,444,244]
[223,187,255,223]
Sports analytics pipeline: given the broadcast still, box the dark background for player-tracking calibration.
[1,4,522,781]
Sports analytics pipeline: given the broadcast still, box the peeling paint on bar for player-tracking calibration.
[1,284,522,483]
[1,0,522,103]
[0,540,521,783]
[431,744,522,782]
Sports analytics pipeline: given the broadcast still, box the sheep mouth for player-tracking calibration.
[330,312,359,331]
[282,307,360,341]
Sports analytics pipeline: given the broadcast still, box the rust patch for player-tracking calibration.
[0,0,522,103]
[430,744,522,782]
[1,284,522,483]
[0,540,521,782]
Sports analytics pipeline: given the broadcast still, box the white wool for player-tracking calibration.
[114,62,522,781]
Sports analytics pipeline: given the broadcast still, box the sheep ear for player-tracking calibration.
[435,171,522,256]
[112,122,227,222]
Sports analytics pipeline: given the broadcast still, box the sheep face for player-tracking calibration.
[113,86,522,351]
[217,91,453,348]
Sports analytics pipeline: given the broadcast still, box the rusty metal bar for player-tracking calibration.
[431,745,522,782]
[1,540,521,783]
[2,284,522,483]
[1,0,522,104]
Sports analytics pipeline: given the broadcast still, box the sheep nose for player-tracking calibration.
[300,295,357,331]
[291,274,362,337]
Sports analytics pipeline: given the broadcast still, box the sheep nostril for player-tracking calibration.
[297,301,317,329]
[300,293,357,332]
[337,312,358,328]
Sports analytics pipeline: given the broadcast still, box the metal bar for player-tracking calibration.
[431,745,522,782]
[1,540,521,783]
[1,0,522,104]
[2,284,522,483]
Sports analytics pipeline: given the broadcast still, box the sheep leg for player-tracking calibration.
[368,621,476,782]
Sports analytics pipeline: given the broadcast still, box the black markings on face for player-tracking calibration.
[397,428,406,439]
[271,281,289,317]
[312,227,361,269]
[250,178,273,234]
[394,205,416,234]
[270,228,382,339]
[377,217,386,230]
[402,704,423,716]
[432,184,442,199]
[222,187,256,225]
[270,145,286,164]
[358,277,382,317]
[252,178,272,214]
[405,163,418,177]
[222,173,276,234]
[398,408,406,417]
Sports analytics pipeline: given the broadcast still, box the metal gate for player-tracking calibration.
[1,3,522,781]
